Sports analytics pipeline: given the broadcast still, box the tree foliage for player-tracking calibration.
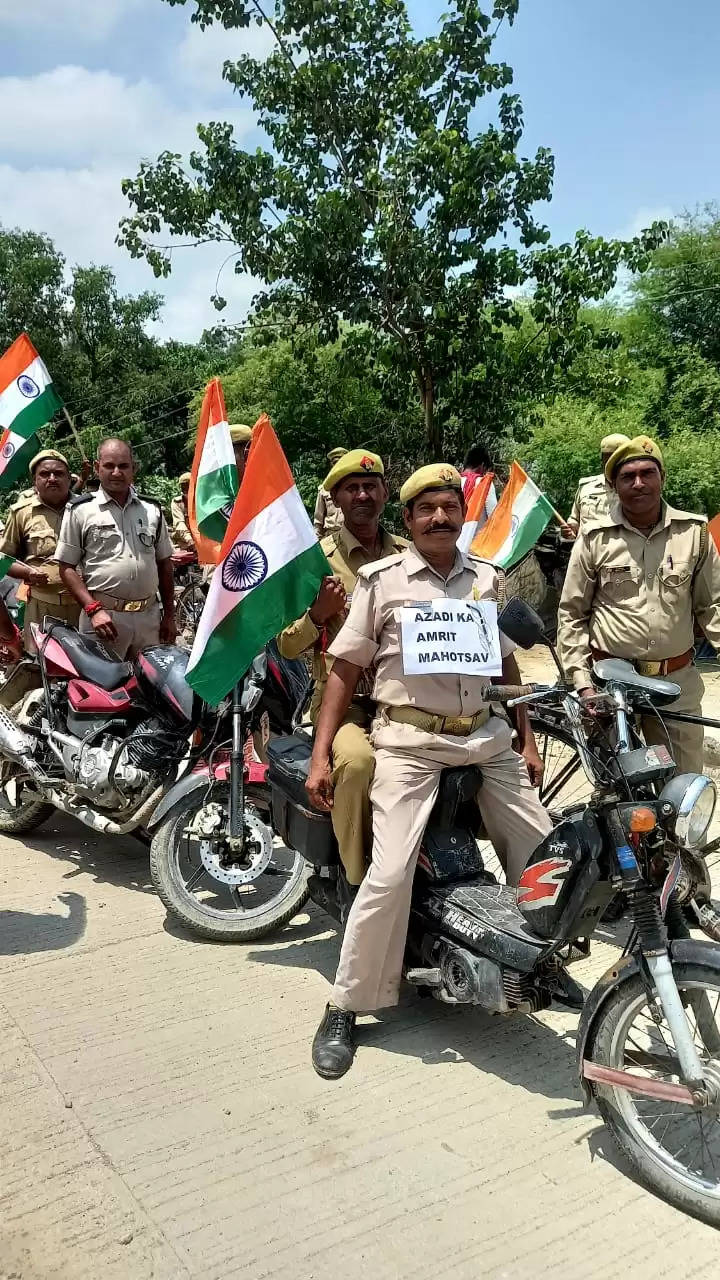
[119,0,665,455]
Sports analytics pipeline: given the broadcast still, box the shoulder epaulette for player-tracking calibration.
[137,494,163,511]
[68,493,94,507]
[9,492,35,513]
[358,552,405,580]
[666,506,707,525]
[320,532,340,554]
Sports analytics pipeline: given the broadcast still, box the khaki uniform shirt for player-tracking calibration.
[328,544,514,718]
[313,486,344,537]
[568,473,616,529]
[170,496,195,550]
[278,524,407,720]
[55,486,174,601]
[0,494,69,601]
[557,501,720,690]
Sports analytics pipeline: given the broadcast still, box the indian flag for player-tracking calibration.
[188,378,238,549]
[458,472,497,554]
[470,462,555,568]
[186,418,331,705]
[0,334,63,489]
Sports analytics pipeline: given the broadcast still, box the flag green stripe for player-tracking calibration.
[187,540,330,704]
[0,554,13,578]
[0,433,38,490]
[10,385,64,442]
[500,496,554,569]
[196,463,237,542]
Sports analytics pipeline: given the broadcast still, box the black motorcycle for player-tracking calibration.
[266,599,720,1226]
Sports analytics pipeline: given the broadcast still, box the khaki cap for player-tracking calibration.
[600,432,631,457]
[29,448,69,475]
[327,447,348,464]
[179,472,192,485]
[324,449,384,492]
[605,435,665,483]
[229,423,253,444]
[400,464,463,505]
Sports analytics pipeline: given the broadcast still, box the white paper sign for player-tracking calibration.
[400,598,502,676]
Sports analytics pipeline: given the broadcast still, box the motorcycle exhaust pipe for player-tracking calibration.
[43,783,165,836]
[0,707,47,783]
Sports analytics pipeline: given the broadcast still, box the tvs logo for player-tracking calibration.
[517,856,573,909]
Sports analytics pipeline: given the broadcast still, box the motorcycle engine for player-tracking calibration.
[63,717,186,809]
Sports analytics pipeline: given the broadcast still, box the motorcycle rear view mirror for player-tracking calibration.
[498,598,546,649]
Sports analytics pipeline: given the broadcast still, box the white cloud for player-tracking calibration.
[0,66,254,166]
[620,205,675,240]
[177,17,274,92]
[0,0,143,40]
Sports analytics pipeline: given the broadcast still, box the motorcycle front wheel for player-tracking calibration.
[149,783,310,942]
[589,961,720,1227]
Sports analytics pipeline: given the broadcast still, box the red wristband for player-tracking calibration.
[84,601,103,618]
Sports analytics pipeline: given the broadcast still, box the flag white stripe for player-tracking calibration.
[187,486,316,671]
[0,356,53,429]
[493,479,543,563]
[0,428,28,476]
[197,418,235,477]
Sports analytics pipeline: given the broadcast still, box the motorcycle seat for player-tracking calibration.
[592,658,681,706]
[45,623,133,691]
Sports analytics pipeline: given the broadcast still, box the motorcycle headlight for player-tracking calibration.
[658,773,717,849]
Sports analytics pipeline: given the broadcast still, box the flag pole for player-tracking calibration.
[62,407,90,463]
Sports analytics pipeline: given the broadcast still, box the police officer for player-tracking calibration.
[278,450,406,898]
[55,438,176,659]
[230,424,253,486]
[313,447,348,537]
[306,464,555,1078]
[557,435,720,773]
[171,472,194,550]
[0,449,81,651]
[566,433,631,534]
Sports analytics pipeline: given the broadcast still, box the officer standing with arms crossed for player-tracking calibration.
[306,464,555,1079]
[558,434,720,773]
[56,438,176,659]
[278,450,406,903]
[566,433,630,535]
[0,449,81,651]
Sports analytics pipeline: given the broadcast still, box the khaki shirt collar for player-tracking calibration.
[608,499,673,539]
[98,484,138,510]
[335,523,399,560]
[404,542,466,582]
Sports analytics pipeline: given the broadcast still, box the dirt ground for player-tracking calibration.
[2,654,720,1278]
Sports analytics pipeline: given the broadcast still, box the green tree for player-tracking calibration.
[120,0,665,456]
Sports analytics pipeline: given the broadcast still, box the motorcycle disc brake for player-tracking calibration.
[197,804,274,886]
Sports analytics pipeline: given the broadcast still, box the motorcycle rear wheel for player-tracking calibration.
[150,783,310,941]
[590,961,720,1227]
[0,776,53,834]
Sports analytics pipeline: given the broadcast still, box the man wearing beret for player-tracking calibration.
[566,433,631,535]
[171,472,195,550]
[279,449,406,902]
[0,449,81,652]
[306,463,554,1078]
[558,434,720,771]
[313,447,348,537]
[229,424,253,487]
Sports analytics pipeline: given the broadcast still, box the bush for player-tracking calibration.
[520,396,647,514]
[662,430,720,516]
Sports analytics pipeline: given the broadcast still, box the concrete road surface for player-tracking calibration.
[3,710,720,1275]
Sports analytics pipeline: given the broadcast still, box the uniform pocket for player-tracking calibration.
[658,562,692,590]
[598,565,640,600]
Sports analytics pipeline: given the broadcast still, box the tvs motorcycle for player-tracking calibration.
[261,599,720,1226]
[0,619,310,935]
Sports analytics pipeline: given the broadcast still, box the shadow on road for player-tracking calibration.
[0,890,86,955]
[15,813,154,895]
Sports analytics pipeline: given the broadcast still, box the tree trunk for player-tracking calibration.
[419,368,442,458]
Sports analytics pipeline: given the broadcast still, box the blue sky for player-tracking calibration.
[0,0,716,340]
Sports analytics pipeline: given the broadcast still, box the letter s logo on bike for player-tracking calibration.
[516,857,573,908]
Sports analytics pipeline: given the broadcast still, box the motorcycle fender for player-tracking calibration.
[577,937,720,1102]
[147,771,210,831]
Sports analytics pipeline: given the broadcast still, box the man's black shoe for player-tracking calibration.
[312,1004,357,1079]
[552,968,586,1011]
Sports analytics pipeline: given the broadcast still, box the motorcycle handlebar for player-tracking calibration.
[484,683,541,703]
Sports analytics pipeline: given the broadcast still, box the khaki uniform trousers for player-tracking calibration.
[80,601,161,661]
[329,703,375,886]
[24,593,81,654]
[640,662,704,775]
[331,715,553,1013]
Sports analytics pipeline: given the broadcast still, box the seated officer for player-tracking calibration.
[278,450,406,900]
[0,449,81,652]
[171,472,195,550]
[306,464,555,1079]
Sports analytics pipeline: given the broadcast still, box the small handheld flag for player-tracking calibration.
[0,334,64,490]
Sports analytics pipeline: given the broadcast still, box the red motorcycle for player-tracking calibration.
[0,620,310,937]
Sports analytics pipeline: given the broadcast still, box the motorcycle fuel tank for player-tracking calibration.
[516,810,613,942]
[135,646,197,725]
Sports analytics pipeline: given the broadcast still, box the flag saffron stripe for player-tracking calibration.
[220,424,295,550]
[0,334,39,393]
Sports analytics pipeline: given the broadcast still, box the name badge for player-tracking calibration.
[400,597,502,676]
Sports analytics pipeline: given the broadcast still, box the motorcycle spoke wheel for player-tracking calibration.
[530,716,594,812]
[592,964,720,1225]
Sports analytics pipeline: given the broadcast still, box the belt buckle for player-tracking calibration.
[125,600,143,613]
[443,715,469,735]
[636,660,661,677]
